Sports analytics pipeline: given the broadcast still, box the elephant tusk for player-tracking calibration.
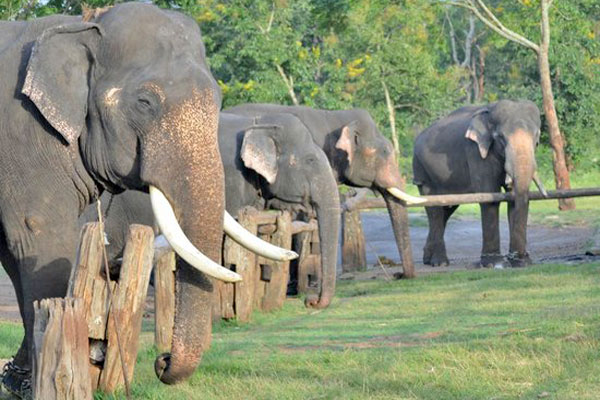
[387,187,427,205]
[532,171,548,198]
[223,212,299,261]
[149,186,242,283]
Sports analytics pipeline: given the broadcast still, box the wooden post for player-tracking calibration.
[213,207,259,322]
[255,211,292,312]
[296,221,321,295]
[68,223,114,390]
[32,298,92,400]
[154,251,175,353]
[232,208,259,321]
[99,224,154,393]
[67,222,154,394]
[341,209,367,273]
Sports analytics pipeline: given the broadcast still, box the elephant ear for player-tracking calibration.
[241,126,279,184]
[465,109,492,159]
[22,23,103,145]
[335,120,359,164]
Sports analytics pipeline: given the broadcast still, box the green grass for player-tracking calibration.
[0,321,22,360]
[80,263,600,399]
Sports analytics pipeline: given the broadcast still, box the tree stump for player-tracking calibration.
[341,209,367,273]
[295,222,321,295]
[154,251,175,353]
[32,298,92,400]
[255,211,292,312]
[67,223,154,394]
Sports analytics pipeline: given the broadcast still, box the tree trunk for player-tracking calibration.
[539,0,575,210]
[382,80,400,160]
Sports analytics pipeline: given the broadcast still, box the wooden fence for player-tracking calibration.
[340,188,600,274]
[33,223,154,398]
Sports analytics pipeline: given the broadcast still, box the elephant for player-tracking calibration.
[0,3,287,395]
[223,104,424,266]
[412,99,547,268]
[82,112,340,309]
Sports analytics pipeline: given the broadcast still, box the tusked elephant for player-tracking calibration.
[223,104,425,265]
[83,112,340,309]
[412,100,547,268]
[0,3,288,395]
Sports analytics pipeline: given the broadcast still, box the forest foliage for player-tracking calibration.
[2,0,599,175]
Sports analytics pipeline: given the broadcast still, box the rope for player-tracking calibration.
[96,198,132,400]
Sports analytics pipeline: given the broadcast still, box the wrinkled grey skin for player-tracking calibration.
[83,112,341,309]
[413,100,542,268]
[0,3,224,390]
[223,104,409,263]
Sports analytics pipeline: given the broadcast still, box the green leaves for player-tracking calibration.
[4,0,599,173]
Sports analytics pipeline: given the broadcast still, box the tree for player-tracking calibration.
[451,0,575,210]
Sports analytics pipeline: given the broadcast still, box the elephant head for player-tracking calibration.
[464,100,545,263]
[21,3,233,384]
[334,109,423,204]
[240,114,340,309]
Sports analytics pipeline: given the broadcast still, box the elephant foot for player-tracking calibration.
[1,360,31,399]
[423,243,449,267]
[424,252,449,267]
[507,252,532,268]
[479,254,508,269]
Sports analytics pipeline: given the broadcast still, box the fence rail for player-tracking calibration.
[343,188,600,211]
[340,187,600,276]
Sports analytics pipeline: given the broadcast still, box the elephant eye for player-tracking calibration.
[304,155,317,165]
[135,91,160,116]
[354,133,360,146]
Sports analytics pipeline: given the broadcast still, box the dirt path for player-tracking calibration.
[341,212,596,279]
[0,214,596,321]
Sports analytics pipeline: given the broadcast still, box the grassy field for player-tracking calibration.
[89,263,598,399]
[1,172,599,399]
[2,264,592,399]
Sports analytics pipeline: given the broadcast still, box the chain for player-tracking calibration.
[1,359,32,399]
[95,196,132,400]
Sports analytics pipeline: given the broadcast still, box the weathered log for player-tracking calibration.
[232,208,259,321]
[291,219,318,235]
[296,222,321,295]
[99,224,154,394]
[254,211,278,225]
[341,209,366,273]
[256,211,292,311]
[257,223,277,235]
[154,251,175,353]
[343,188,600,211]
[68,223,109,339]
[32,298,92,400]
[213,207,260,322]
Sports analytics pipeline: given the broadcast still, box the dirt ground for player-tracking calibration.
[342,211,598,279]
[0,213,596,322]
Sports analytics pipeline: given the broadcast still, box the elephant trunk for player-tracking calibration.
[506,129,536,258]
[154,166,224,384]
[143,89,224,384]
[305,169,341,309]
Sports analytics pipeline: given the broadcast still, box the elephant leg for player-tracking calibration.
[479,203,505,268]
[0,234,26,366]
[507,200,532,267]
[423,206,450,266]
[1,207,79,397]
